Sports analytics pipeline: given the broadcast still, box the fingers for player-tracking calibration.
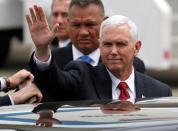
[31,83,43,103]
[29,7,37,23]
[37,5,48,23]
[8,69,33,88]
[18,69,34,83]
[26,14,32,27]
[26,96,37,104]
[17,83,42,104]
[20,69,34,79]
[24,83,43,103]
[34,5,41,21]
[35,89,43,103]
[51,23,60,38]
[28,73,34,82]
[26,5,46,24]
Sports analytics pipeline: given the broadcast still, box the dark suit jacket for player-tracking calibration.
[0,82,11,106]
[30,58,172,102]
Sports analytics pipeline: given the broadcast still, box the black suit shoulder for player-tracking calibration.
[133,57,145,73]
[136,72,172,97]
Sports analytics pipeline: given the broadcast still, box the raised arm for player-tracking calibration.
[26,5,59,61]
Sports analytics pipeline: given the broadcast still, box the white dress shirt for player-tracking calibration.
[58,39,71,48]
[107,67,136,103]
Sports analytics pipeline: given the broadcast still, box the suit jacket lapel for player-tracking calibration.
[135,71,145,98]
[94,64,112,99]
[60,43,73,64]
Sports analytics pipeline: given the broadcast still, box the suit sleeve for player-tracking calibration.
[29,53,93,101]
[29,53,83,101]
[0,95,12,106]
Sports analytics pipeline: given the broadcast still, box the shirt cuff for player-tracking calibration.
[8,94,15,105]
[33,51,52,71]
[0,77,6,90]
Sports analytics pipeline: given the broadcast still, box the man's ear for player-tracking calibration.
[134,41,142,56]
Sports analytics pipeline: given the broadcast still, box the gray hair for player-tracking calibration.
[69,0,105,18]
[99,15,138,43]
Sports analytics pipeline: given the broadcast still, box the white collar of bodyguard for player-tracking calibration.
[72,44,100,66]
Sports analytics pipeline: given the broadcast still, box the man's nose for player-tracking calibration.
[110,45,118,54]
[56,15,64,23]
[79,26,89,36]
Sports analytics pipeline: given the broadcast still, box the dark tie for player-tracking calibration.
[78,55,93,64]
[118,82,130,100]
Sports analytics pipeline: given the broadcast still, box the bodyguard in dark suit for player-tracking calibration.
[29,15,172,102]
[26,0,106,101]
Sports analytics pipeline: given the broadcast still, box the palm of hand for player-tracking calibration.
[30,20,54,47]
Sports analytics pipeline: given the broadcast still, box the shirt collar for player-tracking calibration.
[72,45,100,66]
[58,39,71,48]
[107,67,135,94]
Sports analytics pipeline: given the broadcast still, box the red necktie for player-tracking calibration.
[118,82,130,100]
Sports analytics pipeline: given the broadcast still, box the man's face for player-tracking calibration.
[68,4,103,54]
[100,25,141,77]
[51,0,69,40]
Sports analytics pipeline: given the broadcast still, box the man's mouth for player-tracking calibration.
[78,39,91,43]
[108,59,122,63]
[57,27,65,31]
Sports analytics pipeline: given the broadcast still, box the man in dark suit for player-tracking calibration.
[28,14,172,102]
[0,69,42,106]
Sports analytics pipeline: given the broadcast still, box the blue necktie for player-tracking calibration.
[78,55,93,64]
